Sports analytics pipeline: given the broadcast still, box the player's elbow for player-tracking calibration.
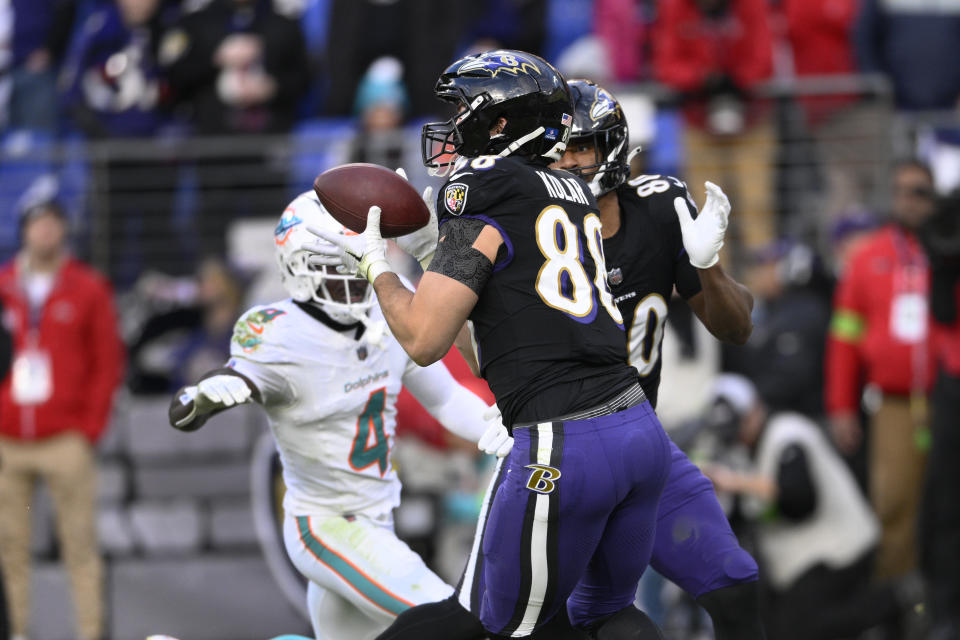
[728,321,753,346]
[711,319,753,345]
[408,341,447,368]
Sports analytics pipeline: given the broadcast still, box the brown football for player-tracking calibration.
[312,163,429,238]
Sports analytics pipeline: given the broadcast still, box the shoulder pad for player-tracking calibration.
[230,304,290,357]
[438,155,516,220]
[623,174,697,221]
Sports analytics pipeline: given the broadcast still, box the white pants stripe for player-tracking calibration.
[513,423,554,637]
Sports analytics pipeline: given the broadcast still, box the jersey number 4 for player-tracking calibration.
[534,206,623,326]
[349,388,389,477]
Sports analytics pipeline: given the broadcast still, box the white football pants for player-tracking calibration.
[283,511,453,640]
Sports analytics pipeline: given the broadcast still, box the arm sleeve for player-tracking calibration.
[427,217,494,296]
[167,367,261,430]
[401,357,490,443]
[775,444,817,520]
[825,250,867,415]
[82,276,126,442]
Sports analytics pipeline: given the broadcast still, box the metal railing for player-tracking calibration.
[1,74,957,286]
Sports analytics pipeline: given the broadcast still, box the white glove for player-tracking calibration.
[197,374,252,410]
[394,168,439,271]
[306,205,391,283]
[675,181,731,270]
[477,404,513,458]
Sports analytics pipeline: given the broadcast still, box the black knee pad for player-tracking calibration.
[584,606,665,640]
[697,581,766,640]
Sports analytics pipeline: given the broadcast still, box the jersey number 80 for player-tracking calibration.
[534,206,623,326]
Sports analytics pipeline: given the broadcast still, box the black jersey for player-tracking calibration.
[436,155,637,427]
[602,174,703,408]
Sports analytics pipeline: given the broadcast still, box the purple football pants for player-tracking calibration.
[650,440,759,598]
[455,401,673,638]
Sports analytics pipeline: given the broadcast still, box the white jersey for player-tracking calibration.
[228,298,418,519]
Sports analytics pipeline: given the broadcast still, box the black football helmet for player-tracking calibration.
[566,79,629,196]
[421,50,574,174]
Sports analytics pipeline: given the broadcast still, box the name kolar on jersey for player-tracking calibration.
[536,171,589,206]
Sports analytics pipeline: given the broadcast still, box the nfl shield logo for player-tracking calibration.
[607,267,623,286]
[357,346,368,361]
[444,182,469,215]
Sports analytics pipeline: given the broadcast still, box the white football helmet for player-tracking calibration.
[274,191,374,324]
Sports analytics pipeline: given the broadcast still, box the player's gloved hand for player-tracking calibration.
[306,205,391,284]
[478,404,513,458]
[197,374,252,410]
[675,181,731,270]
[171,374,251,431]
[393,168,439,271]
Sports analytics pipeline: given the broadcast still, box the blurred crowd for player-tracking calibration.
[1,0,960,639]
[0,0,957,279]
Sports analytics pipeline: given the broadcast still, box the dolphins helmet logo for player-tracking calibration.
[274,209,303,246]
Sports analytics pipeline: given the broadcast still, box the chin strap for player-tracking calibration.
[308,299,388,348]
[497,127,546,158]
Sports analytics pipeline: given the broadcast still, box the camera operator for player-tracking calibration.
[919,189,960,638]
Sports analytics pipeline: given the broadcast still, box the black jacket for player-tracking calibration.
[162,0,308,134]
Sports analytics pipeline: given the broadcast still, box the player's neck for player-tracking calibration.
[597,192,621,239]
[294,300,365,336]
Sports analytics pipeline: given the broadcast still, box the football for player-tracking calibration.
[313,163,430,238]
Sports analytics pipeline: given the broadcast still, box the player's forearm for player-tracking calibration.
[372,273,449,366]
[168,386,216,431]
[168,368,258,431]
[696,265,754,345]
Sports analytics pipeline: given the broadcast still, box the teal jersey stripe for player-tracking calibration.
[295,516,412,615]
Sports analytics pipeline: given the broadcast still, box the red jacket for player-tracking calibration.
[653,0,773,118]
[0,258,124,442]
[783,0,859,125]
[825,226,936,415]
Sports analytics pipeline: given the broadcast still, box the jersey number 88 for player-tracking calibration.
[534,206,623,326]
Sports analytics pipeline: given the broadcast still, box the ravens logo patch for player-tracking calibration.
[444,182,469,215]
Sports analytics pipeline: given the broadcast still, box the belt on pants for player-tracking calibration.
[513,382,647,429]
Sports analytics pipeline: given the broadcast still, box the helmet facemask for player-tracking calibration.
[421,89,495,176]
[277,242,374,325]
[566,129,629,197]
